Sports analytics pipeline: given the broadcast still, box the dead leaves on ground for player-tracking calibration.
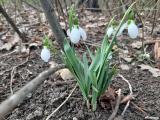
[138,64,160,77]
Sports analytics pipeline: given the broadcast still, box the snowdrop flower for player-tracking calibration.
[70,27,81,44]
[79,27,87,41]
[107,52,112,60]
[41,46,50,62]
[67,26,87,44]
[106,26,114,37]
[128,20,139,39]
[117,22,128,36]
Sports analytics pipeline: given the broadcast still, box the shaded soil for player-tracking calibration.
[0,46,160,120]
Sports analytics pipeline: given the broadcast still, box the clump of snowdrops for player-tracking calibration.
[41,3,138,111]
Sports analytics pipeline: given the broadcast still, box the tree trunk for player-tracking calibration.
[40,0,66,51]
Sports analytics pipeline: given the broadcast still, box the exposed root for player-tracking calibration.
[108,89,121,120]
[117,74,133,116]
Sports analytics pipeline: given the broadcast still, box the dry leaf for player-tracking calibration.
[56,68,74,80]
[138,64,160,77]
[131,41,142,49]
[0,33,20,51]
[121,94,134,104]
[120,64,130,70]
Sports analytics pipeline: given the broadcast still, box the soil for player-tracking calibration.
[0,44,160,120]
[0,4,160,120]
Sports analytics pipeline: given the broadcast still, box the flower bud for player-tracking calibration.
[41,46,50,62]
[106,26,114,37]
[70,27,81,44]
[128,21,139,39]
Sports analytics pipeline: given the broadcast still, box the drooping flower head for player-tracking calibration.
[41,46,51,62]
[67,25,87,44]
[128,20,139,39]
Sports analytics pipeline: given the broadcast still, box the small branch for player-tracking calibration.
[22,0,43,12]
[108,89,121,120]
[46,84,77,120]
[0,4,26,42]
[117,74,133,116]
[0,64,65,119]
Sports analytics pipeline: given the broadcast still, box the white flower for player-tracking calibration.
[106,26,114,37]
[79,27,87,41]
[128,20,139,39]
[67,26,87,44]
[70,27,81,44]
[117,22,127,36]
[41,46,50,62]
[108,52,112,60]
[67,29,71,37]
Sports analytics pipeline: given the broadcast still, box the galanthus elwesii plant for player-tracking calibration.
[41,46,51,62]
[67,6,87,43]
[62,3,136,111]
[106,11,139,39]
[41,36,56,62]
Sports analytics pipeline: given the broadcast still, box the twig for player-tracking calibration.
[131,102,147,115]
[117,74,133,116]
[22,0,43,12]
[0,64,65,119]
[145,116,159,120]
[0,50,16,58]
[108,89,121,120]
[46,83,77,120]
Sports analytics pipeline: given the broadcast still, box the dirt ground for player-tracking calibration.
[0,47,160,120]
[0,4,160,120]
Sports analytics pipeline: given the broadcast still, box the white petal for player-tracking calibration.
[41,46,50,62]
[128,21,139,39]
[108,52,112,60]
[67,29,71,37]
[70,27,81,44]
[79,27,87,41]
[106,26,114,37]
[117,22,127,36]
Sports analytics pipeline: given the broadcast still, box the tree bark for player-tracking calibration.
[40,0,66,51]
[0,4,26,41]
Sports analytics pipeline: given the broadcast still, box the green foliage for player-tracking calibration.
[68,5,79,31]
[63,37,116,110]
[63,2,136,111]
[42,36,56,53]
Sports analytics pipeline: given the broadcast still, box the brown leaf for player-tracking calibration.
[0,33,20,51]
[138,64,160,77]
[121,94,134,104]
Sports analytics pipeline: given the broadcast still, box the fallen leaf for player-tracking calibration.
[120,64,130,70]
[121,94,135,104]
[131,41,142,49]
[0,33,20,51]
[123,57,133,63]
[56,68,74,80]
[138,64,160,77]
